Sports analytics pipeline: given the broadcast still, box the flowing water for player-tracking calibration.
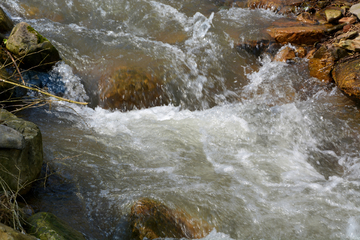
[2,0,360,239]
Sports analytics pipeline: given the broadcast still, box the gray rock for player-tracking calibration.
[0,109,43,195]
[350,3,360,20]
[0,124,25,149]
[0,7,14,33]
[6,22,61,71]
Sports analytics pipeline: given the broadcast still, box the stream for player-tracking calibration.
[2,0,360,239]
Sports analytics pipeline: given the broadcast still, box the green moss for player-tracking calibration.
[27,25,48,43]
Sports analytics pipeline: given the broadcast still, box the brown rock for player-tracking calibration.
[343,24,351,33]
[267,22,327,45]
[339,16,357,25]
[129,198,212,240]
[274,46,296,62]
[247,0,304,12]
[308,46,335,82]
[0,7,14,33]
[99,67,169,111]
[297,12,317,25]
[332,57,360,102]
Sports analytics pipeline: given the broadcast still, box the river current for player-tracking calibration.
[2,0,360,239]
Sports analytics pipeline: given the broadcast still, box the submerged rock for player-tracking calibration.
[129,198,213,240]
[332,57,360,102]
[308,46,335,82]
[99,67,169,111]
[0,109,43,195]
[0,223,38,240]
[0,7,14,34]
[6,22,61,71]
[27,212,86,240]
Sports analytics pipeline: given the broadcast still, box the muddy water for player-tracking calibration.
[2,0,360,239]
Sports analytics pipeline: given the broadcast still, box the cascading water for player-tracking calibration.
[1,0,360,239]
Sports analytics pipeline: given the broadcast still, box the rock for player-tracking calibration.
[325,9,342,23]
[296,12,317,24]
[336,38,360,51]
[27,212,86,240]
[0,125,25,149]
[350,3,360,20]
[247,0,305,12]
[129,198,212,240]
[99,67,169,111]
[267,21,327,45]
[6,22,61,72]
[274,46,307,62]
[332,57,360,102]
[236,39,271,56]
[0,7,14,34]
[0,223,38,240]
[308,46,335,82]
[274,46,296,62]
[339,16,357,25]
[0,109,43,195]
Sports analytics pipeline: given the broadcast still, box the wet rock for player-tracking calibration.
[325,9,343,23]
[266,20,327,45]
[335,38,360,51]
[0,109,43,195]
[0,125,25,149]
[296,12,317,24]
[332,57,360,102]
[339,16,357,25]
[0,7,14,34]
[99,67,169,111]
[129,198,212,240]
[308,46,335,82]
[27,212,86,240]
[236,39,271,56]
[247,0,305,13]
[6,22,61,72]
[350,3,360,20]
[0,223,38,240]
[274,46,307,62]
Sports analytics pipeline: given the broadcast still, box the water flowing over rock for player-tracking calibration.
[0,109,43,195]
[0,223,38,240]
[0,7,14,34]
[308,46,335,82]
[27,212,86,240]
[99,67,169,111]
[6,22,61,72]
[129,198,213,240]
[332,57,360,102]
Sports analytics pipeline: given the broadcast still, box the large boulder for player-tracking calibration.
[129,198,212,240]
[0,109,43,195]
[6,22,61,72]
[332,57,360,102]
[0,223,38,240]
[99,67,169,111]
[27,212,86,240]
[0,7,14,34]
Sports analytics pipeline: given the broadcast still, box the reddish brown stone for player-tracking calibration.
[129,198,213,240]
[308,46,335,82]
[343,24,352,33]
[267,24,327,45]
[339,16,357,25]
[332,57,360,102]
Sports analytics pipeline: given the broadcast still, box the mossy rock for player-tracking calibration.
[0,223,38,240]
[129,198,212,240]
[6,22,61,72]
[27,212,86,240]
[0,7,14,34]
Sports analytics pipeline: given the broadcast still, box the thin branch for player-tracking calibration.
[0,78,88,105]
[4,49,25,85]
